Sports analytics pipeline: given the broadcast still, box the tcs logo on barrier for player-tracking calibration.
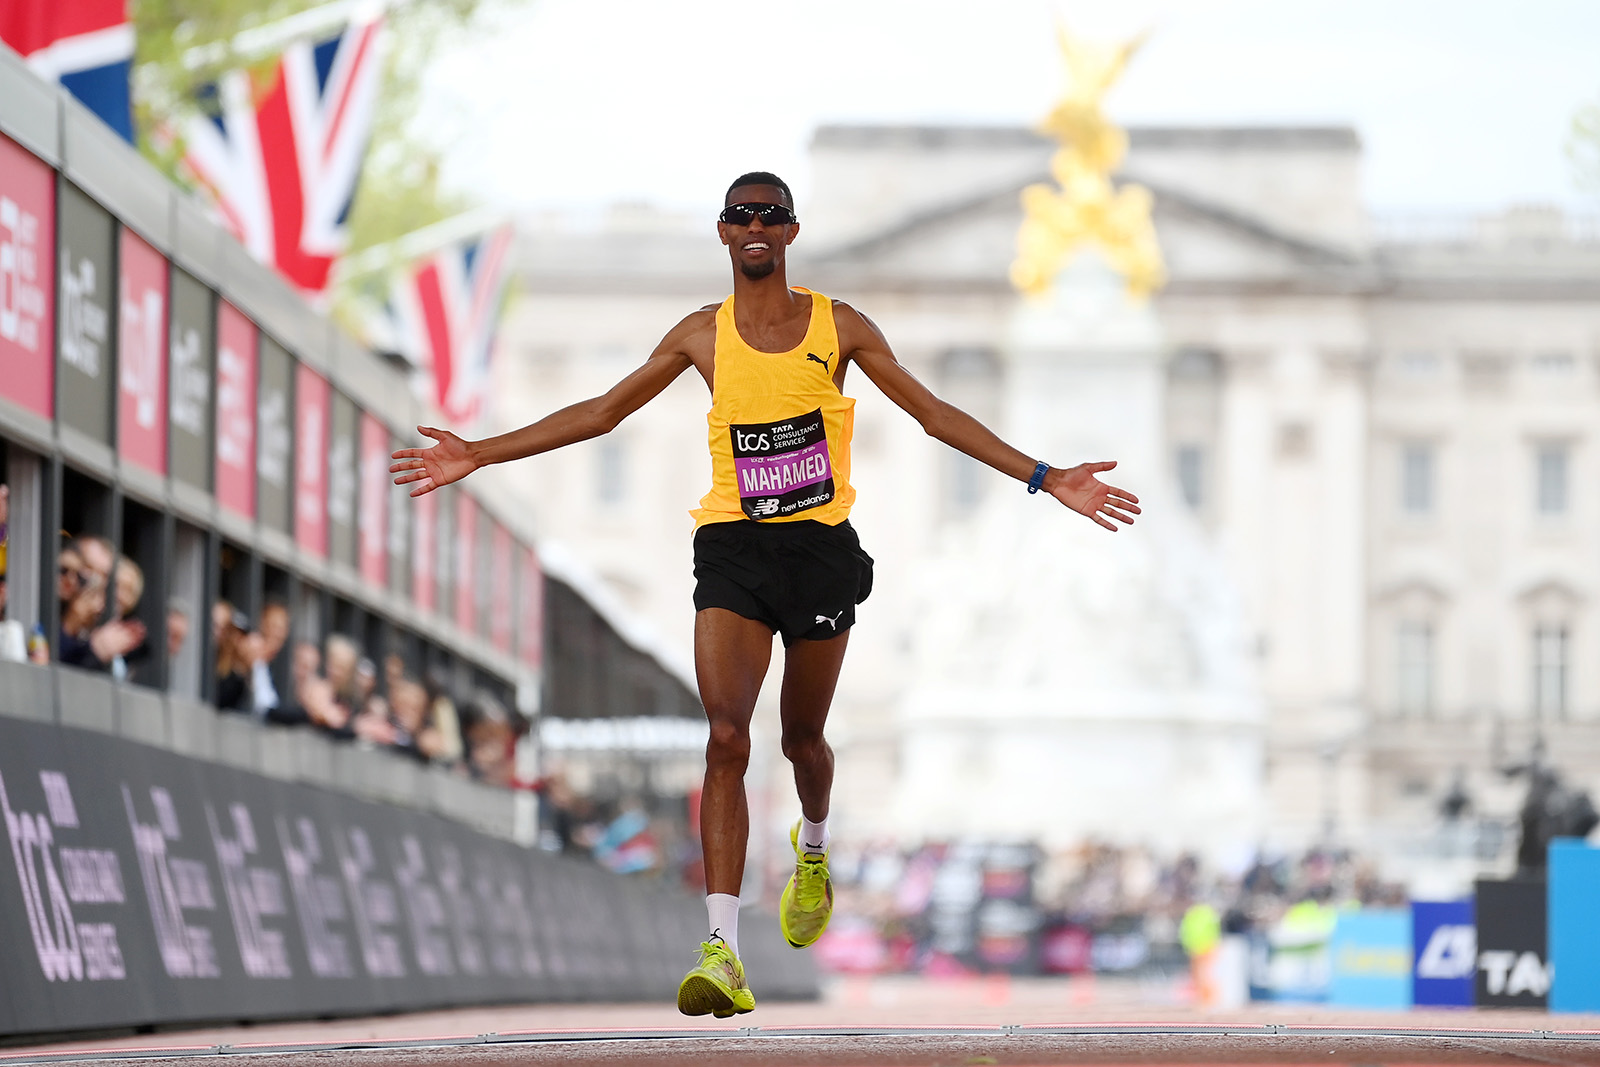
[0,769,126,982]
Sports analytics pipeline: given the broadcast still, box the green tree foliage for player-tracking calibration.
[131,0,518,308]
[1570,95,1600,198]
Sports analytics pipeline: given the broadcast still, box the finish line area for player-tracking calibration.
[7,1024,1600,1067]
[6,980,1600,1067]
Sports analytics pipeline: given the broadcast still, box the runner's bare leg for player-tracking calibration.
[779,633,849,824]
[695,607,774,896]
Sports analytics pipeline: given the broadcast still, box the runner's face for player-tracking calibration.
[719,184,798,280]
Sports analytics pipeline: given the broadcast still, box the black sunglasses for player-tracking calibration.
[719,202,797,226]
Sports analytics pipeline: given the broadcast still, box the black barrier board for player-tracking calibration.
[1474,876,1549,1008]
[0,714,816,1038]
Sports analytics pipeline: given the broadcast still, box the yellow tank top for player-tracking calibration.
[691,288,856,528]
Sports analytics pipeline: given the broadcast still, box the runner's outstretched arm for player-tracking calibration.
[390,315,704,497]
[839,303,1141,531]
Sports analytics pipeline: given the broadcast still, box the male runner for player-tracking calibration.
[390,171,1140,1017]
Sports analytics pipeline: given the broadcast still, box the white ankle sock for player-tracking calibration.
[799,814,829,855]
[706,893,740,957]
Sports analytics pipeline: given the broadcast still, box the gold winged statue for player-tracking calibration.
[1011,27,1167,299]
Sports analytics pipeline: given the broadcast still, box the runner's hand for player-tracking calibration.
[390,426,477,497]
[1048,460,1141,531]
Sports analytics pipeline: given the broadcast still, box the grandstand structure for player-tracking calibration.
[0,45,699,835]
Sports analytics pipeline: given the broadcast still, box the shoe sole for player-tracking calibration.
[677,973,754,1017]
[784,927,832,953]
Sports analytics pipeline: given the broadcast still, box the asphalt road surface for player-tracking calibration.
[5,978,1600,1066]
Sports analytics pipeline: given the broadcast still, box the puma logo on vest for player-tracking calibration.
[806,352,833,373]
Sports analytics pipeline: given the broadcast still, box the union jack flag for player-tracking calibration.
[390,225,515,425]
[0,0,134,141]
[180,13,385,300]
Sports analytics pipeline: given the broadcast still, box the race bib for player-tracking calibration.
[730,409,835,519]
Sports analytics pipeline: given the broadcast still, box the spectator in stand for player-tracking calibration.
[293,639,354,740]
[355,656,383,715]
[57,540,85,613]
[249,601,290,719]
[109,556,145,681]
[58,567,105,667]
[263,640,316,728]
[383,677,422,759]
[113,556,143,619]
[166,598,191,660]
[423,666,465,765]
[461,691,518,787]
[383,652,405,699]
[389,677,456,763]
[537,766,603,856]
[349,656,400,745]
[57,544,80,605]
[259,600,289,660]
[323,633,361,717]
[212,601,253,711]
[76,537,117,613]
[57,535,113,619]
[50,539,89,662]
[76,535,113,586]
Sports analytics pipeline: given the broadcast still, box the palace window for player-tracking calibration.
[938,348,998,517]
[1530,351,1576,376]
[598,438,628,506]
[1397,351,1441,377]
[1532,624,1569,719]
[1176,445,1205,510]
[1400,442,1433,516]
[1396,621,1433,716]
[1536,443,1569,516]
[948,452,985,513]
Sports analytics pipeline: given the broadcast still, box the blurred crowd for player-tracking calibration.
[0,484,527,787]
[205,601,527,784]
[811,838,1409,976]
[533,768,701,879]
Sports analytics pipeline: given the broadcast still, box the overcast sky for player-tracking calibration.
[423,0,1600,219]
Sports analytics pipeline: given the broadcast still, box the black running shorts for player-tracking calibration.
[692,519,874,646]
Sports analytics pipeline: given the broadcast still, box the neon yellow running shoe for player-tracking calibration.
[778,819,833,948]
[676,935,756,1018]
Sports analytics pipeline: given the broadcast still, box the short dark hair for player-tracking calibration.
[725,171,793,208]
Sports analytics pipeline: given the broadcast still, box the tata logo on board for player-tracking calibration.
[1480,950,1551,998]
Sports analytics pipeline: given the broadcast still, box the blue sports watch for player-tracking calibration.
[1027,461,1049,494]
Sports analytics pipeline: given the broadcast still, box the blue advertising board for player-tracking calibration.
[1328,910,1411,1009]
[1412,899,1476,1007]
[1550,839,1600,1013]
